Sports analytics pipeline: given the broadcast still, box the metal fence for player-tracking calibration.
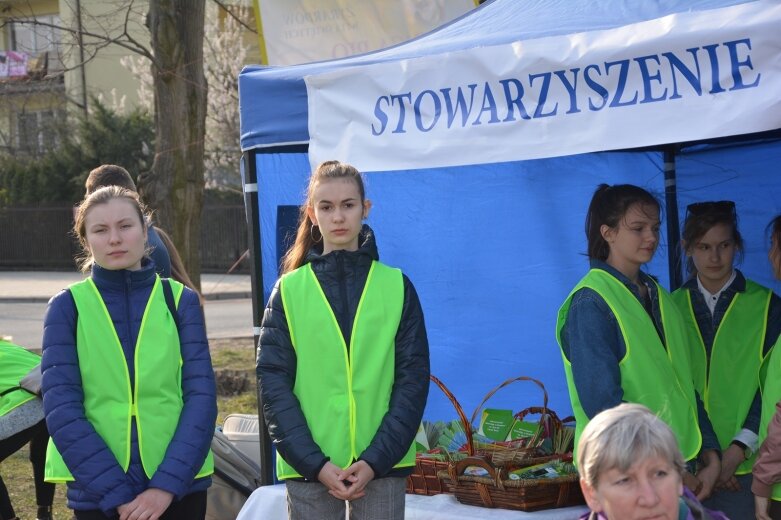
[0,205,248,273]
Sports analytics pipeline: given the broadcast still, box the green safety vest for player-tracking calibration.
[556,269,702,463]
[672,280,770,475]
[760,334,781,501]
[0,339,40,417]
[45,276,213,483]
[275,261,414,479]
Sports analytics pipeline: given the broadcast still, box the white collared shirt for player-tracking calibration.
[696,270,736,315]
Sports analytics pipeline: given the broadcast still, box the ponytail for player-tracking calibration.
[280,208,320,274]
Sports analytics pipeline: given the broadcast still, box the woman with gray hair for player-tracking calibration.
[578,404,729,520]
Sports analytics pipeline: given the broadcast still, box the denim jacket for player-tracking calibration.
[678,270,781,438]
[560,260,720,454]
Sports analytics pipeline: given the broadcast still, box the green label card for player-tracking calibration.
[508,419,540,440]
[478,408,514,441]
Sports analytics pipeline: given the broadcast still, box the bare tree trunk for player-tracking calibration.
[139,0,206,289]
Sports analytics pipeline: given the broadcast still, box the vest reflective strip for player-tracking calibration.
[45,277,213,483]
[275,261,413,479]
[556,269,701,463]
[673,281,769,475]
[760,333,781,500]
[0,340,40,417]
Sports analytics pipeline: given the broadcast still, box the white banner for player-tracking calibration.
[256,0,474,65]
[306,1,781,172]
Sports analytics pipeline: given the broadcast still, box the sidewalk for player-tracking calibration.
[0,271,252,303]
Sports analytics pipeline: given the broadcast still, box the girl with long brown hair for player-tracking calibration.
[257,161,429,519]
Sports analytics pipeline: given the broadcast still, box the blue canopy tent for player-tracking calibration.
[239,0,781,484]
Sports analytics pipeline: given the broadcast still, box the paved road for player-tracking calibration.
[0,298,254,349]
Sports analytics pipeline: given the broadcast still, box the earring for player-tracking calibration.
[310,224,322,243]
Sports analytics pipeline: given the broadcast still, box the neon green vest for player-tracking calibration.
[45,277,213,483]
[672,280,770,475]
[275,261,414,479]
[556,269,702,463]
[760,333,781,500]
[0,339,40,416]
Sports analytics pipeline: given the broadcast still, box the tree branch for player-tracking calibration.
[6,18,155,62]
[209,0,256,34]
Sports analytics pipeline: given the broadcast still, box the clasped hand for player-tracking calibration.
[117,488,174,520]
[317,460,375,501]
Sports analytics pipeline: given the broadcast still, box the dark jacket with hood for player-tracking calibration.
[257,225,430,481]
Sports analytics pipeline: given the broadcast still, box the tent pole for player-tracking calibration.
[664,146,683,291]
[242,150,275,486]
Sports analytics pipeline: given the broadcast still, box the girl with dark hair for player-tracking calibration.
[556,184,721,502]
[753,214,781,520]
[257,160,429,520]
[672,201,781,518]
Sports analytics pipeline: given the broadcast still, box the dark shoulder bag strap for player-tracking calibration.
[161,278,181,334]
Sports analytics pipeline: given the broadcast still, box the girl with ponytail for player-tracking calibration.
[257,161,430,520]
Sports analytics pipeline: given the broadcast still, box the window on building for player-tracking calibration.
[7,15,63,72]
[16,109,64,156]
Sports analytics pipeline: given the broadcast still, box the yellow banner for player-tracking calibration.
[254,0,476,66]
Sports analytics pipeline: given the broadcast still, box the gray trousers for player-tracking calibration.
[286,477,406,520]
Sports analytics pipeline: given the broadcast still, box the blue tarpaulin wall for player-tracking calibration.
[240,0,781,449]
[250,144,781,421]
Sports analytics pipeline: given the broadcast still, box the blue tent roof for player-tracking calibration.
[238,0,753,150]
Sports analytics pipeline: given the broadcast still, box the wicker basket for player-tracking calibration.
[437,375,585,511]
[406,374,473,496]
[406,457,452,495]
[442,455,584,511]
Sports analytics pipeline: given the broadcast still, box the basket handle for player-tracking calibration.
[429,374,474,456]
[514,406,563,439]
[468,376,549,428]
[449,455,504,490]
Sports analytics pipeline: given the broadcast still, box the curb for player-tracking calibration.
[203,291,253,301]
[0,297,52,304]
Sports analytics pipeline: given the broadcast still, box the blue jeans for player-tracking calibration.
[286,477,405,520]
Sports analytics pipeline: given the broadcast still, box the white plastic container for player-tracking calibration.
[222,413,261,466]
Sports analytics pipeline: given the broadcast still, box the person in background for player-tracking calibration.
[42,186,216,519]
[578,403,728,520]
[84,164,172,279]
[257,160,429,520]
[154,226,203,305]
[556,184,721,501]
[672,201,781,518]
[0,336,55,520]
[753,214,781,520]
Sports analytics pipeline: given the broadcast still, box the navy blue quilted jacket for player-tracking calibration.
[257,226,430,481]
[41,260,216,515]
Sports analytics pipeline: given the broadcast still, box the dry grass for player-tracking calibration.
[1,337,257,519]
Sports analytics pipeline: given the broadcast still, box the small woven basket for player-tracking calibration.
[437,375,585,511]
[406,457,453,496]
[443,455,583,511]
[405,374,469,496]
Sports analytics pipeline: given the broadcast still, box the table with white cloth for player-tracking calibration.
[236,484,589,519]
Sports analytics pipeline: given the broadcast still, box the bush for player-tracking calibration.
[0,99,153,206]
